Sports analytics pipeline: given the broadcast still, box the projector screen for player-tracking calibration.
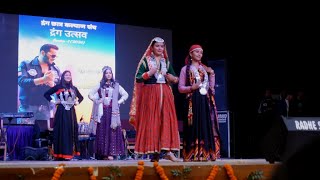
[0,13,172,123]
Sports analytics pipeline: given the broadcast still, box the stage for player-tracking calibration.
[0,158,279,180]
[0,119,280,179]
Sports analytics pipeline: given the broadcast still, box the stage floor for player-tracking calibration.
[0,158,279,180]
[0,158,273,168]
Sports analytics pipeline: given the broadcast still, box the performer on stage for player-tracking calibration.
[178,44,220,161]
[88,66,129,160]
[129,37,180,162]
[44,70,83,160]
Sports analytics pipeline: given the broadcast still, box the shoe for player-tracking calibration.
[107,156,114,160]
[164,152,179,162]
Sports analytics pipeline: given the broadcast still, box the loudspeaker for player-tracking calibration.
[261,116,320,163]
[208,60,232,158]
[21,146,49,160]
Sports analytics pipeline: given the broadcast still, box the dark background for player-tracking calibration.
[1,2,318,158]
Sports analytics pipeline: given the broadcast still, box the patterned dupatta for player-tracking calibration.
[186,63,219,135]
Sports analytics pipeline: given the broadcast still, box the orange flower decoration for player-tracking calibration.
[51,164,66,180]
[153,161,168,180]
[207,165,219,180]
[135,161,145,180]
[224,164,237,180]
[88,167,96,180]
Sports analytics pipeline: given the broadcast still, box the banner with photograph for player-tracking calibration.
[18,15,115,123]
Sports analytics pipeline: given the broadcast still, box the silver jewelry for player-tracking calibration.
[149,56,167,83]
[191,65,208,95]
[59,89,76,110]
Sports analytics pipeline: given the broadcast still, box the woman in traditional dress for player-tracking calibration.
[89,66,129,160]
[129,37,180,162]
[44,70,83,160]
[178,44,220,161]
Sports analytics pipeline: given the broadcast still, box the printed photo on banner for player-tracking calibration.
[17,15,115,124]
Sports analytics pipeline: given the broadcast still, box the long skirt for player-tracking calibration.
[95,106,125,158]
[182,90,220,161]
[134,83,180,154]
[53,104,79,159]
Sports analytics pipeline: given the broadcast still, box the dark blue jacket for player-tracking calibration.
[18,56,60,106]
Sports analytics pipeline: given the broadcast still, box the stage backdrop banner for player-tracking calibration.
[18,15,115,122]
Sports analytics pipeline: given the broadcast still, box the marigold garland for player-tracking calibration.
[224,164,237,180]
[51,163,65,180]
[207,165,219,180]
[88,167,97,180]
[134,161,145,180]
[153,161,169,180]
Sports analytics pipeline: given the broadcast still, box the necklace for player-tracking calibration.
[190,65,208,95]
[148,55,167,83]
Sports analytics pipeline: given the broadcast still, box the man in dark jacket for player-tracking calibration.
[18,44,61,124]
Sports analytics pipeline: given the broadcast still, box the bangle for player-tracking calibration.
[142,72,150,80]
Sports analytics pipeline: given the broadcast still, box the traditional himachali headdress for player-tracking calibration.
[185,44,203,65]
[102,66,112,73]
[101,66,115,87]
[144,37,168,59]
[129,37,169,128]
